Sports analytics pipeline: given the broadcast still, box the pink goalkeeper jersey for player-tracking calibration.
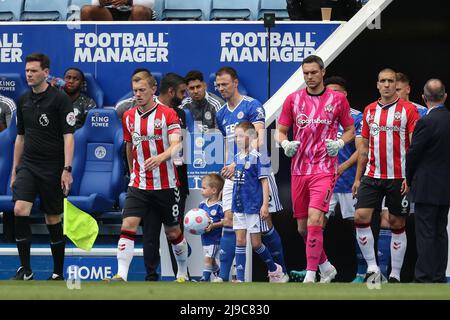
[278,88,354,175]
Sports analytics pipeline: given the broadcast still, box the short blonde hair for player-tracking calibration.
[132,71,157,87]
[235,121,257,138]
[202,173,225,193]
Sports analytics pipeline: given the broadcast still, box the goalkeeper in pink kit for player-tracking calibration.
[275,55,355,283]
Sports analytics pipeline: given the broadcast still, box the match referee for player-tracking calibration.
[10,53,75,281]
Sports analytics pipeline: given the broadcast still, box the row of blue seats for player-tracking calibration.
[0,71,249,109]
[157,0,289,21]
[0,0,288,22]
[0,108,126,217]
[0,73,104,108]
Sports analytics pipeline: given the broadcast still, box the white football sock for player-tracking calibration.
[172,237,188,278]
[117,237,134,281]
[356,226,379,273]
[304,270,316,282]
[319,260,333,274]
[390,229,407,280]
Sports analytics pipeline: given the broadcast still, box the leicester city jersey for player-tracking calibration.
[232,150,271,214]
[199,201,224,246]
[413,102,428,118]
[216,96,265,165]
[335,108,363,193]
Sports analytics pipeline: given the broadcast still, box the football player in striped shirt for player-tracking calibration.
[370,72,429,281]
[352,68,420,283]
[396,72,428,117]
[107,71,188,282]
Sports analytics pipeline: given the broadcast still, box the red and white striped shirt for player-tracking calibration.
[361,98,419,179]
[123,103,181,190]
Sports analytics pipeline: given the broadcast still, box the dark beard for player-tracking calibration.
[65,85,81,95]
[171,96,183,107]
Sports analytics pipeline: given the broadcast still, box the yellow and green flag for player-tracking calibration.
[63,199,99,251]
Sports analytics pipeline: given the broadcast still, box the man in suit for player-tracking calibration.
[406,78,450,283]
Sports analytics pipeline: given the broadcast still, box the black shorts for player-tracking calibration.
[12,163,64,215]
[108,8,131,21]
[122,186,181,227]
[355,176,410,217]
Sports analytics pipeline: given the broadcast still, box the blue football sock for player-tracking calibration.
[255,244,277,272]
[262,226,286,272]
[218,227,236,281]
[201,265,213,281]
[235,246,246,282]
[378,228,392,278]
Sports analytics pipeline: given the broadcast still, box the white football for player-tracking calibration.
[184,208,211,235]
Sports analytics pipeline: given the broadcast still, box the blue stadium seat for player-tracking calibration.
[153,0,164,20]
[69,0,91,9]
[208,73,248,97]
[21,0,69,21]
[210,0,259,20]
[0,113,43,215]
[0,0,24,21]
[258,0,290,20]
[119,192,126,209]
[0,112,16,212]
[83,73,104,108]
[67,0,91,20]
[116,92,134,105]
[0,73,29,103]
[68,109,125,215]
[162,0,211,20]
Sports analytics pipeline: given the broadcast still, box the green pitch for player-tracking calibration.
[0,281,449,300]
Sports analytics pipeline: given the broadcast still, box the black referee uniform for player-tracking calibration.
[12,84,75,280]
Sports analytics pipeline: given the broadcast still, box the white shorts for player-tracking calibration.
[203,244,220,259]
[233,212,261,234]
[327,192,356,220]
[222,172,283,213]
[222,178,234,212]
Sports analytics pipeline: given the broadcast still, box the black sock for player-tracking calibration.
[15,216,32,270]
[47,222,65,276]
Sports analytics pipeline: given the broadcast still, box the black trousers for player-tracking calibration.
[142,193,187,280]
[414,203,449,283]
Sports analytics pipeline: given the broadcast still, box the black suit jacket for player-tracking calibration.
[406,107,450,205]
